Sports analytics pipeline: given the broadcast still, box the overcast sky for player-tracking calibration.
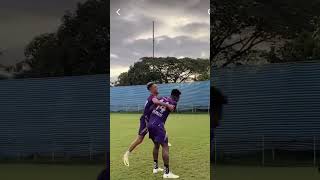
[110,0,210,80]
[0,0,84,66]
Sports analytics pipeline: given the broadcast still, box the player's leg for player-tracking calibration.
[152,141,164,173]
[166,132,172,147]
[123,135,145,166]
[161,142,179,179]
[123,117,148,166]
[149,123,177,178]
[153,142,160,168]
[162,143,169,173]
[128,135,145,152]
[154,125,178,178]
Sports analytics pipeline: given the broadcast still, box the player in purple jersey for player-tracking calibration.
[123,82,175,167]
[148,89,181,179]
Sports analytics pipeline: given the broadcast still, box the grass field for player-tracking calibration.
[214,166,320,180]
[0,164,104,180]
[110,113,210,180]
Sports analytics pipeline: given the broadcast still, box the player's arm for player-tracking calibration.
[152,98,175,111]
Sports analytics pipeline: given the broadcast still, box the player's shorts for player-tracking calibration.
[138,115,148,136]
[148,121,168,144]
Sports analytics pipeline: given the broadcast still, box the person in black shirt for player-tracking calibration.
[210,86,228,129]
[211,86,227,166]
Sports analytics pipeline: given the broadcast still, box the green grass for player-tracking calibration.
[214,166,320,180]
[111,113,210,180]
[0,164,104,180]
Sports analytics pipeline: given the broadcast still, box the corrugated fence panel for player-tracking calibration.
[213,63,320,155]
[111,81,210,112]
[0,75,108,157]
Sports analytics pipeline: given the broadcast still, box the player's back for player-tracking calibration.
[142,94,156,120]
[149,96,176,124]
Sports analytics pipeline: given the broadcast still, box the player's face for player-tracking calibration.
[149,84,158,95]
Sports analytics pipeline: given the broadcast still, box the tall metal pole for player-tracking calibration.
[153,21,155,60]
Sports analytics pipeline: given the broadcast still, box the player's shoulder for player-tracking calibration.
[171,99,177,105]
[147,94,156,100]
[160,96,169,101]
[164,96,176,104]
[170,97,178,104]
[158,96,165,99]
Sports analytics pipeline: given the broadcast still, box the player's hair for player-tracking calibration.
[171,89,181,97]
[147,82,155,90]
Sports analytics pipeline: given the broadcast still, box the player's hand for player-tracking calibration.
[167,104,175,111]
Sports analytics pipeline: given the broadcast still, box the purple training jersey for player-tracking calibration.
[138,94,156,136]
[142,94,157,119]
[149,97,177,124]
[148,96,177,144]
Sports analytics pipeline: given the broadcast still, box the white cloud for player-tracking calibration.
[110,65,130,82]
[110,0,210,79]
[110,53,119,59]
[201,51,207,58]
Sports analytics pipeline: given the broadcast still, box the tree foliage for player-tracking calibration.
[263,16,320,63]
[274,32,320,62]
[115,57,209,86]
[19,0,109,78]
[211,0,320,67]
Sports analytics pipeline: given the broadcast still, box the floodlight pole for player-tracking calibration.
[153,21,155,60]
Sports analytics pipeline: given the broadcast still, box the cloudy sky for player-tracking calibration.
[0,0,85,66]
[110,0,210,81]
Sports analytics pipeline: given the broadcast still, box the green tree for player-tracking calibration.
[211,0,320,68]
[119,61,162,86]
[56,0,109,75]
[116,72,130,86]
[19,0,109,78]
[276,31,320,62]
[23,33,62,77]
[116,57,209,86]
[265,16,320,63]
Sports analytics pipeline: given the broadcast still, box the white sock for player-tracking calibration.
[125,151,130,156]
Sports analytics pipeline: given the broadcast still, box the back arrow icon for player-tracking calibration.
[117,9,121,16]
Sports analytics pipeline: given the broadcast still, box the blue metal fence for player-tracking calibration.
[111,81,210,112]
[213,62,320,165]
[0,75,108,160]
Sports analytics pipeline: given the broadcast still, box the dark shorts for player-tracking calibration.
[138,116,148,136]
[148,121,168,144]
